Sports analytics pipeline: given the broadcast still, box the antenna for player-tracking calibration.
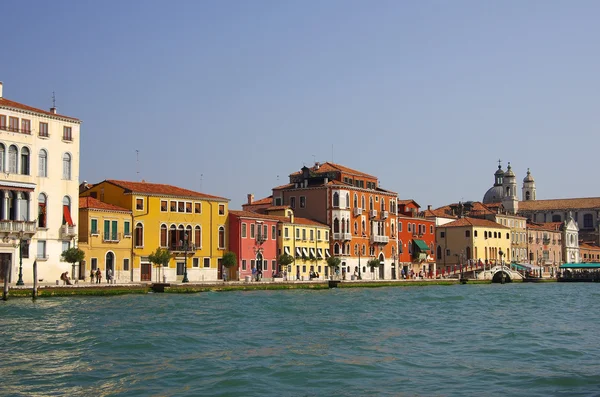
[200,174,203,191]
[136,150,140,181]
[312,154,316,164]
[52,92,56,108]
[331,144,334,163]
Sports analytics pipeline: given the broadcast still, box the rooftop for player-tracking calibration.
[105,180,229,201]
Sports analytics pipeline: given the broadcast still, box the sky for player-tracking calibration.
[2,1,599,210]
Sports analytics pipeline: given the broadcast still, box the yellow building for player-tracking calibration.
[269,208,330,280]
[436,217,511,271]
[78,197,132,283]
[80,180,229,282]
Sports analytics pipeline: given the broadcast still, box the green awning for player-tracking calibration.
[560,263,600,269]
[413,239,430,251]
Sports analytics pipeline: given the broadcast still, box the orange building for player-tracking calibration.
[270,162,399,280]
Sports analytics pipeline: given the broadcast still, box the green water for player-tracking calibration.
[1,283,600,396]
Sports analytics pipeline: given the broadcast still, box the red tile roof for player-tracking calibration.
[421,208,458,219]
[79,197,130,212]
[527,222,562,232]
[519,197,600,211]
[580,243,600,251]
[441,217,510,229]
[266,205,290,210]
[272,183,295,190]
[105,180,229,201]
[0,97,80,122]
[289,162,377,179]
[251,196,272,205]
[229,210,328,227]
[398,199,420,207]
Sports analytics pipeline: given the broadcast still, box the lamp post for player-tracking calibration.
[182,232,189,283]
[539,247,543,278]
[13,233,25,286]
[356,245,362,280]
[498,248,504,284]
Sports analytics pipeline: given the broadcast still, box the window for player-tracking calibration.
[361,196,365,209]
[136,198,144,211]
[271,225,276,239]
[192,258,199,268]
[250,224,255,238]
[62,196,74,226]
[218,226,225,249]
[62,241,70,253]
[103,220,119,241]
[263,225,268,240]
[91,219,99,234]
[62,153,71,179]
[242,260,247,270]
[440,231,445,238]
[37,240,47,259]
[0,115,5,130]
[135,223,144,247]
[584,214,594,229]
[272,260,276,270]
[219,204,225,215]
[408,223,412,233]
[290,197,296,208]
[161,200,168,212]
[333,193,339,207]
[325,231,329,240]
[300,196,306,208]
[160,224,167,247]
[124,221,131,237]
[178,202,185,212]
[9,117,19,132]
[8,145,17,173]
[302,229,306,240]
[296,228,300,240]
[195,226,201,247]
[39,122,48,137]
[398,222,402,232]
[353,194,358,208]
[63,126,72,141]
[465,230,470,237]
[474,230,478,237]
[194,203,201,213]
[170,201,177,211]
[38,193,47,228]
[0,143,4,172]
[430,225,433,234]
[91,258,98,270]
[203,258,210,268]
[284,227,289,238]
[21,119,31,133]
[241,223,247,238]
[37,149,48,177]
[123,258,130,271]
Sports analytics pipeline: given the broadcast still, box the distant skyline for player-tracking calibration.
[2,1,599,209]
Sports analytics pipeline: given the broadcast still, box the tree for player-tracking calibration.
[367,258,380,280]
[61,247,85,280]
[327,256,341,279]
[148,247,171,282]
[278,253,294,275]
[221,251,237,281]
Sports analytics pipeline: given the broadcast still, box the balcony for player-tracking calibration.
[256,234,267,244]
[543,238,551,245]
[61,224,77,237]
[528,237,533,243]
[369,210,377,218]
[354,207,363,216]
[333,232,352,241]
[0,221,37,236]
[370,235,389,244]
[0,125,32,134]
[102,233,122,243]
[169,243,196,253]
[381,211,389,219]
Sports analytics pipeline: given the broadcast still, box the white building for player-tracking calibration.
[0,82,81,284]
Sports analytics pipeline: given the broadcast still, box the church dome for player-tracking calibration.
[483,185,504,204]
[494,165,504,177]
[523,168,534,183]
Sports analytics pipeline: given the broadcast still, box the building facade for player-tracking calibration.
[526,222,562,277]
[397,200,436,278]
[78,196,132,283]
[80,180,229,282]
[0,82,81,284]
[271,162,398,280]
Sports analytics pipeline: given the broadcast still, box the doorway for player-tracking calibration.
[141,263,151,281]
[0,253,11,283]
[106,252,114,280]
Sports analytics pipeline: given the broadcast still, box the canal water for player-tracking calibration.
[1,283,600,397]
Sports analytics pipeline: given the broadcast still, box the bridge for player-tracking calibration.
[442,265,523,283]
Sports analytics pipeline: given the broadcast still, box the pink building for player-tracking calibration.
[229,210,279,280]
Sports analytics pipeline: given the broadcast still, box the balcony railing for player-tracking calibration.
[61,224,77,237]
[370,235,389,244]
[0,125,32,134]
[354,207,363,216]
[169,243,197,252]
[256,234,267,244]
[0,221,37,235]
[543,238,551,245]
[369,210,377,218]
[102,233,122,243]
[381,211,389,219]
[333,232,352,241]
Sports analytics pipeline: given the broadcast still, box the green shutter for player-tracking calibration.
[104,220,110,241]
[124,221,130,236]
[91,219,97,234]
[112,220,118,240]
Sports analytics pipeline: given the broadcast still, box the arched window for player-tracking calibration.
[584,214,593,229]
[62,153,71,180]
[8,145,17,173]
[466,247,471,260]
[187,225,193,247]
[341,218,345,233]
[332,192,339,207]
[20,147,30,175]
[552,214,561,222]
[354,221,358,234]
[408,241,412,254]
[333,218,339,233]
[381,198,385,211]
[160,224,167,247]
[195,226,201,248]
[135,223,144,247]
[391,223,395,235]
[38,149,48,177]
[369,197,374,210]
[362,244,366,255]
[345,193,350,208]
[437,245,442,260]
[361,195,365,209]
[62,196,73,226]
[218,226,225,249]
[0,143,4,172]
[361,219,366,233]
[38,193,47,228]
[570,234,574,245]
[353,194,358,208]
[334,243,340,255]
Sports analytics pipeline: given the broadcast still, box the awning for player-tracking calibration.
[0,181,36,191]
[317,248,323,259]
[310,248,316,258]
[514,263,540,271]
[295,247,302,257]
[63,205,74,226]
[413,239,430,251]
[284,246,290,256]
[560,263,600,269]
[302,247,309,257]
[325,249,331,258]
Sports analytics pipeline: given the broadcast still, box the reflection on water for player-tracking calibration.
[1,284,600,396]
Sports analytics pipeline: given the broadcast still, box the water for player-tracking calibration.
[1,283,600,397]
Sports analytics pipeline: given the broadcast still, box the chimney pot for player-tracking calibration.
[0,82,3,98]
[427,205,432,210]
[247,194,254,205]
[50,107,57,114]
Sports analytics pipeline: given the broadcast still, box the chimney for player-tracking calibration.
[288,209,294,223]
[50,106,57,114]
[247,194,254,205]
[427,205,432,210]
[0,82,3,98]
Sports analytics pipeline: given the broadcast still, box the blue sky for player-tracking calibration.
[2,1,599,209]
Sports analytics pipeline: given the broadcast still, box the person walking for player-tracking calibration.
[96,268,102,284]
[107,268,113,284]
[90,268,95,284]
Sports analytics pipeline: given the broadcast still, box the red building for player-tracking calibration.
[397,200,436,278]
[229,210,279,281]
